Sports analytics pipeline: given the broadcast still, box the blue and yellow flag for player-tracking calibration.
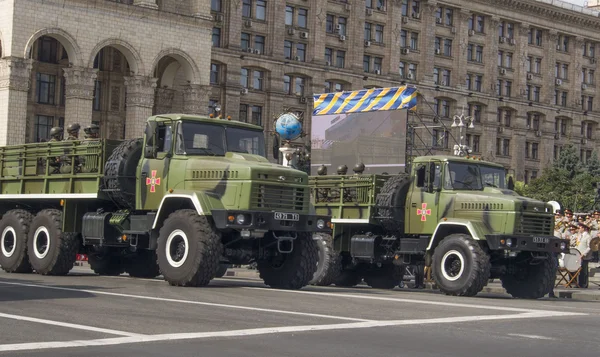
[312,86,418,116]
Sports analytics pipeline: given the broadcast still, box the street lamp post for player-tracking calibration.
[451,108,475,157]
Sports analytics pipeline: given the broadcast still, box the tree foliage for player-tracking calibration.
[520,145,599,212]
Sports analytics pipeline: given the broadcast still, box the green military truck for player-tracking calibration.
[309,155,568,299]
[0,114,331,289]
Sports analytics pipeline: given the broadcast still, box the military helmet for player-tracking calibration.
[49,127,63,137]
[84,124,100,134]
[317,165,328,176]
[353,163,365,174]
[336,165,348,175]
[66,123,81,133]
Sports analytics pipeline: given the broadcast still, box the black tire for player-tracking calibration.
[432,234,491,297]
[309,233,342,286]
[126,250,160,278]
[375,175,411,234]
[500,253,557,299]
[0,209,34,273]
[257,232,318,290]
[215,263,230,278]
[27,210,78,276]
[157,210,223,287]
[364,265,404,289]
[88,253,124,276]
[334,270,363,287]
[102,138,143,209]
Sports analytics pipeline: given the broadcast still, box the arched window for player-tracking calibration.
[497,107,516,127]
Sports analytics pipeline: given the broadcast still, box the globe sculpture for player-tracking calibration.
[275,113,302,141]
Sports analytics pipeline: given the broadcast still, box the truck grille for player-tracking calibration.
[516,213,553,235]
[251,184,306,211]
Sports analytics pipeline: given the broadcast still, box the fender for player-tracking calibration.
[426,218,488,251]
[152,191,226,229]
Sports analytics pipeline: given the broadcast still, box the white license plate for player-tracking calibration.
[274,212,300,221]
[533,237,549,244]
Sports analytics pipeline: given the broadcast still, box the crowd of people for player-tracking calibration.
[554,208,599,289]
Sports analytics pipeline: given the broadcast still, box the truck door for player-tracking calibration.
[408,160,442,234]
[138,122,172,210]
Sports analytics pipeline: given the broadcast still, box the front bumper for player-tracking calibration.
[211,210,332,233]
[485,235,569,254]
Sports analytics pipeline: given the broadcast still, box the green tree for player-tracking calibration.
[585,151,600,177]
[523,168,597,212]
[553,144,582,178]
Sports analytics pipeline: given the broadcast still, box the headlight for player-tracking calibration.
[236,214,246,225]
[317,219,325,229]
[506,238,513,247]
[560,241,567,251]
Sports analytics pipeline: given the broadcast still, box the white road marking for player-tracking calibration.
[0,281,372,322]
[0,310,583,352]
[508,333,554,340]
[0,312,141,337]
[243,287,540,313]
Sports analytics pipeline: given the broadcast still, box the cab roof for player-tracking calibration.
[151,114,263,131]
[412,155,504,168]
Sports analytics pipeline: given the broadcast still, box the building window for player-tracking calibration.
[557,34,570,52]
[467,14,485,33]
[432,129,449,148]
[527,113,540,130]
[468,103,482,122]
[325,48,333,65]
[251,105,263,126]
[36,73,56,105]
[337,17,347,36]
[212,27,221,47]
[400,30,407,48]
[239,104,248,123]
[253,70,264,90]
[435,6,453,26]
[240,68,249,88]
[297,8,308,28]
[498,21,514,39]
[325,81,344,93]
[471,135,480,152]
[242,0,252,18]
[583,41,596,58]
[467,44,483,63]
[496,80,512,97]
[364,55,371,73]
[241,33,251,50]
[93,80,101,111]
[241,68,264,90]
[528,27,543,46]
[326,14,334,33]
[284,41,292,59]
[531,142,539,160]
[211,0,222,12]
[364,23,372,41]
[295,77,305,96]
[327,14,347,35]
[34,115,55,142]
[283,75,291,94]
[254,35,265,54]
[374,24,384,43]
[554,90,568,107]
[410,32,419,50]
[336,50,346,68]
[37,36,58,64]
[498,51,513,68]
[296,43,306,62]
[497,108,512,127]
[466,74,483,92]
[285,6,293,26]
[255,0,266,20]
[582,68,595,85]
[555,62,569,80]
[433,98,451,118]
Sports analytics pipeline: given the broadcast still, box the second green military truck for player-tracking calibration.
[309,155,568,299]
[0,114,331,289]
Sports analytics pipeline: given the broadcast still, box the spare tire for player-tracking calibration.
[102,139,143,209]
[375,175,411,234]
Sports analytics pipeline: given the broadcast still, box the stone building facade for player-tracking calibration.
[208,0,600,182]
[1,0,600,182]
[0,0,213,144]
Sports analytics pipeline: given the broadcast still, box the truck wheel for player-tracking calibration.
[334,270,363,287]
[257,232,318,290]
[27,210,78,276]
[432,234,490,297]
[500,253,556,299]
[88,253,124,276]
[102,138,143,209]
[375,175,411,234]
[364,265,404,289]
[309,233,342,286]
[126,250,160,278]
[0,209,34,273]
[157,210,223,287]
[215,263,230,278]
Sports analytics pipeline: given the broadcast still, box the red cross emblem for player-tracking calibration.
[146,170,161,193]
[417,203,431,221]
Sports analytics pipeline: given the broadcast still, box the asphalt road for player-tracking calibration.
[0,267,599,357]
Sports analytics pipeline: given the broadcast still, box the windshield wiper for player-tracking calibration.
[484,182,498,188]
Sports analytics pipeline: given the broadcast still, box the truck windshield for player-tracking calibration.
[443,162,483,190]
[177,122,265,157]
[480,165,506,189]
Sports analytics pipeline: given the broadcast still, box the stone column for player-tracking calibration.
[133,0,158,9]
[124,76,157,139]
[418,2,439,84]
[63,67,98,130]
[0,57,32,145]
[154,88,175,115]
[516,24,530,101]
[182,84,209,115]
[545,30,559,104]
[191,0,210,17]
[487,16,500,97]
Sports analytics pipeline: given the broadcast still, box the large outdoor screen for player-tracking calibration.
[310,110,407,176]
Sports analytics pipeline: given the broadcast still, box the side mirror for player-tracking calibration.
[507,176,515,191]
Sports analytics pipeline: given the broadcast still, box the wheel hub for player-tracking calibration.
[165,229,189,268]
[33,226,50,259]
[1,227,16,258]
[440,250,465,282]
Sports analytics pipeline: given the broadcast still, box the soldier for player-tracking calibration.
[554,210,566,238]
[66,123,81,140]
[83,124,100,140]
[48,127,64,142]
[564,209,575,225]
